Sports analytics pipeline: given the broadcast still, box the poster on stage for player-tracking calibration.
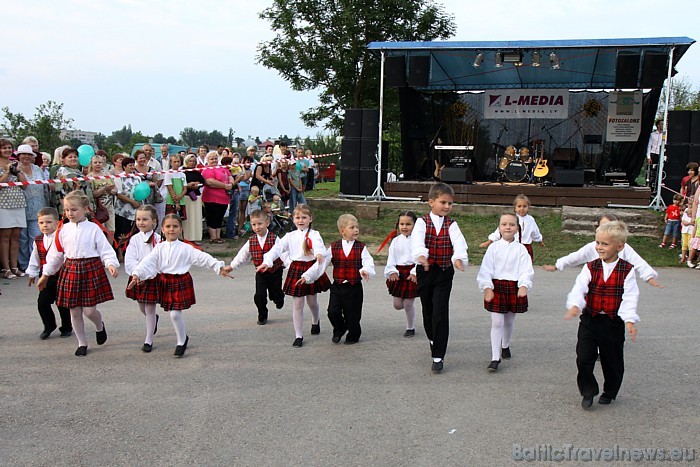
[483,90,568,119]
[605,91,642,142]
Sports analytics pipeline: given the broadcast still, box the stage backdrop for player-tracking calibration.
[399,88,661,183]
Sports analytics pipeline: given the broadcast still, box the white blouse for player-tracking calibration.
[554,241,658,282]
[263,228,327,282]
[477,239,534,291]
[26,232,55,278]
[44,220,119,276]
[411,212,469,266]
[124,230,161,276]
[488,214,542,244]
[384,234,417,278]
[132,239,224,280]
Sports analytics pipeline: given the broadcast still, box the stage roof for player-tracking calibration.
[367,37,695,91]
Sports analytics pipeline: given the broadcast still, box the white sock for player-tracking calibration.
[502,312,516,349]
[490,313,505,361]
[169,310,186,345]
[306,294,320,325]
[292,297,305,338]
[433,357,442,363]
[71,307,87,347]
[404,298,416,330]
[140,302,157,345]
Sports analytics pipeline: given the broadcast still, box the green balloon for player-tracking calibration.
[133,182,151,201]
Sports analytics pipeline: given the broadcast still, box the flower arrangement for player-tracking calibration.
[583,99,603,117]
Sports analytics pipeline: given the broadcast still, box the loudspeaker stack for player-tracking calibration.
[662,110,700,205]
[341,109,388,196]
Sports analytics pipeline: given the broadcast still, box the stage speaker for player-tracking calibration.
[341,138,361,169]
[408,56,430,87]
[441,167,472,183]
[552,148,580,167]
[663,144,690,177]
[343,109,363,139]
[385,56,407,87]
[359,139,389,169]
[553,169,584,186]
[362,109,379,139]
[667,111,692,144]
[358,168,383,196]
[641,52,668,88]
[615,52,641,89]
[691,111,700,145]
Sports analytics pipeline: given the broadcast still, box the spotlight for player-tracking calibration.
[549,51,560,70]
[473,52,484,68]
[532,51,541,67]
[495,52,503,68]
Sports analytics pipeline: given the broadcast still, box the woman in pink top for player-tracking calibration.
[201,151,234,243]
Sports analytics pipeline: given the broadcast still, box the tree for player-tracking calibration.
[1,100,74,151]
[180,127,209,147]
[153,132,166,143]
[166,136,178,145]
[208,130,226,146]
[234,137,245,148]
[257,0,455,130]
[658,76,700,118]
[93,132,107,149]
[107,125,133,147]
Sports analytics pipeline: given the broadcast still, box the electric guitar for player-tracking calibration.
[533,141,549,178]
[434,160,445,179]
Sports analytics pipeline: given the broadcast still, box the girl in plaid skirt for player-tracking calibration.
[124,205,161,353]
[381,211,418,337]
[37,191,119,357]
[480,194,544,262]
[128,214,232,357]
[477,213,534,372]
[257,204,330,348]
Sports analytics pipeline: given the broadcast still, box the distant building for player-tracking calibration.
[60,129,98,145]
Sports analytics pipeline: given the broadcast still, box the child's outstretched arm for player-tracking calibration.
[449,221,468,271]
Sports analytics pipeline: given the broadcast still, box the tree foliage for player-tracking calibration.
[1,100,74,151]
[257,0,456,130]
[658,76,700,117]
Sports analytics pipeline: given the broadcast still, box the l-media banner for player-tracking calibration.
[484,90,569,119]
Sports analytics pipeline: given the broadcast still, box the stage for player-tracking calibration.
[383,180,652,207]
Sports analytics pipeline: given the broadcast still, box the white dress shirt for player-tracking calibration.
[488,214,542,244]
[554,241,658,282]
[384,234,417,278]
[43,220,119,276]
[323,239,376,281]
[26,232,56,278]
[132,239,224,280]
[646,129,663,158]
[229,231,280,270]
[411,212,469,266]
[477,239,534,291]
[566,258,640,323]
[263,228,327,283]
[124,230,161,276]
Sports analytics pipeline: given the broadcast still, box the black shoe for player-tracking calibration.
[332,335,342,344]
[598,394,614,405]
[257,318,267,325]
[310,323,320,335]
[142,343,152,353]
[96,323,107,345]
[431,360,444,373]
[487,360,501,371]
[403,329,415,338]
[40,328,55,340]
[581,395,594,410]
[153,314,159,335]
[275,300,284,310]
[75,346,87,357]
[344,338,359,345]
[174,336,189,357]
[501,347,511,359]
[59,330,72,338]
[292,337,303,347]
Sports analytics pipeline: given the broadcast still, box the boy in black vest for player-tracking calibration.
[325,214,375,344]
[565,221,640,409]
[26,207,72,339]
[412,183,468,373]
[224,209,285,324]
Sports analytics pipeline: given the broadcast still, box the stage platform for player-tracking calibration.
[384,181,652,207]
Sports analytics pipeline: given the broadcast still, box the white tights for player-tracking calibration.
[70,306,103,347]
[392,297,416,330]
[139,302,157,345]
[490,312,516,361]
[292,295,320,338]
[169,310,187,345]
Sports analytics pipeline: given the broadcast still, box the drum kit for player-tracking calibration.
[496,141,549,183]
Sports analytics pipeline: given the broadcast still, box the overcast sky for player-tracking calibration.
[3,0,698,143]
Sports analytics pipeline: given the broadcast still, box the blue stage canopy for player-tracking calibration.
[367,37,695,90]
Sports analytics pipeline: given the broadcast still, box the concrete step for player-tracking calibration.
[561,206,663,237]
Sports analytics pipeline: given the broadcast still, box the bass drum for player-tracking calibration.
[504,160,528,182]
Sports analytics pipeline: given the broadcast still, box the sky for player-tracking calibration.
[2,0,699,144]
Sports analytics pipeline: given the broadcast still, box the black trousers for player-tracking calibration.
[327,282,363,341]
[576,313,626,399]
[254,268,284,320]
[417,265,454,359]
[38,275,71,332]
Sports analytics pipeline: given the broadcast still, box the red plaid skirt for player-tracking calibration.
[159,273,196,311]
[165,203,187,220]
[386,264,417,298]
[57,257,114,308]
[524,243,533,262]
[125,277,160,304]
[484,279,528,313]
[283,260,331,297]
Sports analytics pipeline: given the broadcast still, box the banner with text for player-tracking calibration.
[605,91,643,142]
[484,90,569,119]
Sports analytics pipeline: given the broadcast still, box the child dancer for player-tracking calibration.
[325,214,375,344]
[659,194,682,249]
[411,183,468,373]
[479,194,543,261]
[382,211,418,337]
[124,205,161,352]
[26,207,72,339]
[128,214,232,357]
[224,209,285,325]
[565,221,640,409]
[36,191,119,357]
[681,204,694,266]
[543,214,661,287]
[477,213,533,371]
[257,204,331,348]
